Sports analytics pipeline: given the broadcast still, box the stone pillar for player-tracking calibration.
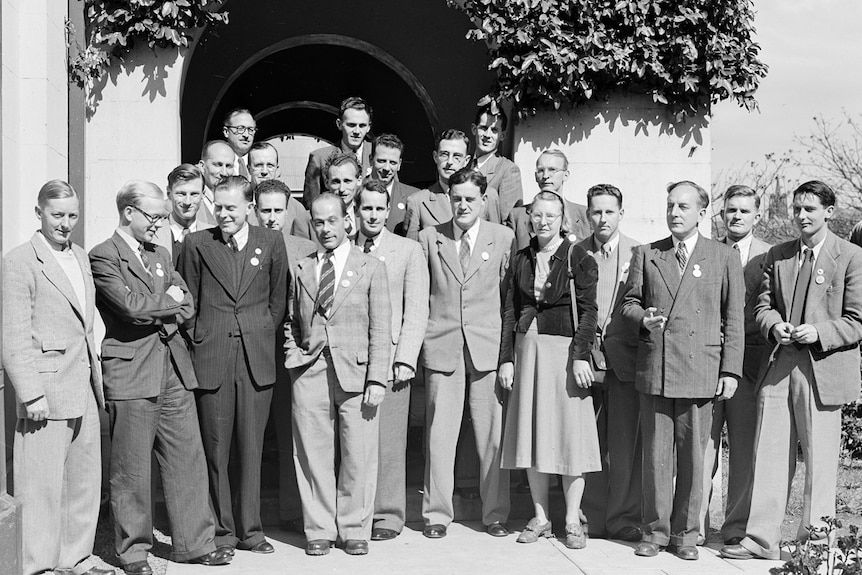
[512,93,711,243]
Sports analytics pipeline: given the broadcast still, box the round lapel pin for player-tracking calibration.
[341,280,350,288]
[250,257,260,266]
[346,270,354,277]
[397,202,405,210]
[481,251,489,261]
[692,264,702,278]
[378,256,385,262]
[155,269,164,277]
[255,248,262,255]
[815,276,825,284]
[817,268,824,275]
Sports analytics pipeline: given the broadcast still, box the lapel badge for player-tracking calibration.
[397,202,405,210]
[155,262,162,269]
[255,248,262,255]
[815,275,825,284]
[347,270,354,277]
[816,268,824,275]
[567,234,578,242]
[341,279,350,288]
[378,256,385,262]
[481,251,489,261]
[250,257,260,266]
[692,264,702,278]
[155,269,164,277]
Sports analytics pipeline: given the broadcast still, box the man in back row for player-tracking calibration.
[370,133,420,236]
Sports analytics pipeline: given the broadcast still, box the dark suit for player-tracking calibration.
[507,200,591,251]
[90,232,217,564]
[741,232,862,558]
[302,142,372,207]
[473,154,522,222]
[387,180,420,236]
[620,234,744,548]
[180,224,288,548]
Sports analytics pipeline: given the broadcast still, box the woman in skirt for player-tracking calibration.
[498,190,601,549]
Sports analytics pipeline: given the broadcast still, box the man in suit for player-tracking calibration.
[370,133,420,236]
[721,181,862,560]
[353,180,429,541]
[197,140,236,225]
[222,108,256,180]
[325,153,363,241]
[470,101,522,221]
[303,96,373,207]
[621,180,744,561]
[253,177,317,533]
[285,193,391,556]
[506,149,590,251]
[3,181,111,575]
[578,184,643,542]
[247,142,280,187]
[254,172,315,241]
[90,180,231,574]
[419,168,515,539]
[180,175,288,555]
[152,164,215,266]
[404,129,502,240]
[698,185,771,546]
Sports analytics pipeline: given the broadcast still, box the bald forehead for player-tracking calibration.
[203,142,234,161]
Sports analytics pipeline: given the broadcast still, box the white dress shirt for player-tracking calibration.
[169,215,198,243]
[228,222,250,252]
[454,218,481,256]
[315,238,352,293]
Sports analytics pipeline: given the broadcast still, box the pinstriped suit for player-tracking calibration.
[3,233,104,575]
[620,234,744,548]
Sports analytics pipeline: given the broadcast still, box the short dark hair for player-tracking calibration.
[223,108,254,126]
[372,133,404,155]
[449,168,487,195]
[214,175,253,203]
[356,179,391,208]
[667,180,709,209]
[340,96,373,122]
[312,192,348,217]
[167,164,203,191]
[435,129,470,153]
[587,183,623,209]
[248,142,278,164]
[324,153,362,181]
[254,179,291,204]
[474,102,508,132]
[793,180,836,208]
[723,184,760,209]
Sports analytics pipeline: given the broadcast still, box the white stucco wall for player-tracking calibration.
[513,93,711,244]
[1,0,69,253]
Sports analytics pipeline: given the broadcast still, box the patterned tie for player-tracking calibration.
[789,248,814,326]
[676,241,688,276]
[346,214,354,237]
[459,230,471,274]
[138,244,152,276]
[228,235,238,252]
[601,243,612,260]
[363,236,375,254]
[318,251,336,318]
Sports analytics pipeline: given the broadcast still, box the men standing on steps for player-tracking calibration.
[285,193,391,556]
[252,163,314,241]
[470,101,522,222]
[353,180,429,541]
[578,184,643,543]
[222,108,256,180]
[90,180,232,574]
[197,140,236,226]
[369,133,420,236]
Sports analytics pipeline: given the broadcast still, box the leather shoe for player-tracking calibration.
[79,569,116,575]
[121,561,152,575]
[669,545,699,560]
[458,486,480,500]
[720,544,759,560]
[725,536,743,546]
[487,521,510,537]
[343,539,369,555]
[187,549,232,566]
[236,540,274,554]
[423,524,447,539]
[216,545,234,557]
[371,527,399,541]
[613,526,643,542]
[634,542,662,557]
[306,539,332,556]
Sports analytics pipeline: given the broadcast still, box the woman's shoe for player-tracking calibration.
[517,517,553,543]
[564,523,587,549]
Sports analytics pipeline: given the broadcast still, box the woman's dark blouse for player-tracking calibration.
[500,237,599,364]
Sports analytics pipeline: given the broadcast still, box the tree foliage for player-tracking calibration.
[450,0,768,120]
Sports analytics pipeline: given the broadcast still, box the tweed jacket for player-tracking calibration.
[180,224,288,389]
[302,142,372,208]
[2,233,104,419]
[580,233,641,382]
[473,154,523,222]
[387,180,421,236]
[90,232,198,400]
[419,219,515,373]
[755,231,862,405]
[620,234,745,398]
[284,245,392,391]
[507,200,591,252]
[404,182,503,241]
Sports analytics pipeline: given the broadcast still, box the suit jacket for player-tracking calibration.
[152,218,217,268]
[473,154,522,222]
[755,231,862,405]
[284,245,392,391]
[418,220,515,373]
[197,188,218,227]
[580,233,641,382]
[507,200,591,251]
[302,143,372,208]
[404,181,502,241]
[620,234,745,398]
[180,224,288,389]
[387,180,421,236]
[90,232,198,400]
[2,233,104,419]
[360,229,429,378]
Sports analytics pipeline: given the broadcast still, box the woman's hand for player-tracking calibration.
[571,360,594,389]
[498,362,515,391]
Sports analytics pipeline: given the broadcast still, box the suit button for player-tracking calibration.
[689,353,694,359]
[689,330,695,336]
[665,329,670,335]
[696,309,700,314]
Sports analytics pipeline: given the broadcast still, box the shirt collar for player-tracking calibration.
[674,232,699,256]
[453,217,481,242]
[318,237,352,260]
[725,232,753,263]
[169,214,196,238]
[228,222,250,248]
[800,235,827,263]
[37,230,72,253]
[116,227,143,253]
[592,232,620,254]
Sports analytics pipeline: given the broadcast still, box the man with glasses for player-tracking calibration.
[90,180,231,574]
[222,108,257,180]
[197,140,236,225]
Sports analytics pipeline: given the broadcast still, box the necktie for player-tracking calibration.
[138,244,152,276]
[228,235,238,252]
[789,248,814,326]
[363,236,375,254]
[181,227,190,240]
[601,243,612,260]
[459,230,471,274]
[346,215,354,237]
[676,241,688,276]
[318,251,336,318]
[732,242,743,263]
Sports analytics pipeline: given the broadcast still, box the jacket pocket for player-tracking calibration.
[356,350,368,364]
[35,358,58,373]
[41,339,67,353]
[101,343,136,360]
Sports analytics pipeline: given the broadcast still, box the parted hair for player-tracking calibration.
[529,190,575,238]
[435,129,471,152]
[223,107,254,126]
[538,149,569,170]
[340,96,373,122]
[372,133,404,155]
[167,164,203,191]
[587,183,623,209]
[214,175,253,203]
[356,179,391,207]
[793,180,836,208]
[248,142,278,164]
[667,180,709,209]
[324,152,362,180]
[116,180,164,214]
[474,102,508,132]
[448,168,487,195]
[37,179,77,207]
[723,184,760,209]
[254,178,291,204]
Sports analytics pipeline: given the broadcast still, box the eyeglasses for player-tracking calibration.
[224,125,258,136]
[130,205,168,225]
[529,212,562,224]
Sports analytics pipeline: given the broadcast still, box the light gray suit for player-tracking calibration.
[3,232,104,575]
[404,182,503,241]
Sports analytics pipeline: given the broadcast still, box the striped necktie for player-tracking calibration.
[459,230,471,274]
[318,251,336,318]
[676,241,688,276]
[138,244,152,276]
